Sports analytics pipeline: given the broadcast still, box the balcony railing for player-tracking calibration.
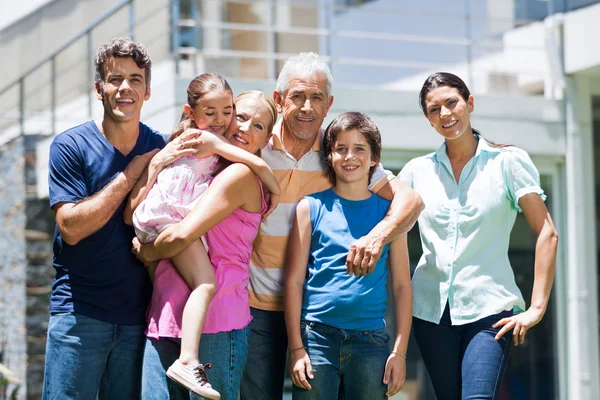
[0,0,571,146]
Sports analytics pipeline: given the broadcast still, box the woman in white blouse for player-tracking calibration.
[398,72,558,400]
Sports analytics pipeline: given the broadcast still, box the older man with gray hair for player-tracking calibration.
[240,52,423,400]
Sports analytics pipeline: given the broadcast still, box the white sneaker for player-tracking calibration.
[166,360,221,400]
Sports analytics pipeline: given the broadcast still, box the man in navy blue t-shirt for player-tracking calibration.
[42,37,194,399]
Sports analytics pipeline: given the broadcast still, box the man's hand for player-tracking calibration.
[123,149,160,182]
[346,231,386,277]
[289,349,313,390]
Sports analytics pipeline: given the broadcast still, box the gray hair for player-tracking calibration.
[275,52,333,97]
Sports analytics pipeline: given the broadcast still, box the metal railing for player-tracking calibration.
[0,0,135,137]
[0,0,583,145]
[184,0,554,93]
[0,0,173,144]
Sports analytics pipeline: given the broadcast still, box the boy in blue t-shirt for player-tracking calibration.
[43,38,201,399]
[284,112,413,399]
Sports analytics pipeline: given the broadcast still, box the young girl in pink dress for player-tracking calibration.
[129,74,280,399]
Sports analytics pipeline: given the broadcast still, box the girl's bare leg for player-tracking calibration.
[171,239,216,365]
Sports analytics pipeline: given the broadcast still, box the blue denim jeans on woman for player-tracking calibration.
[42,312,146,400]
[413,304,513,400]
[292,320,390,400]
[141,326,251,400]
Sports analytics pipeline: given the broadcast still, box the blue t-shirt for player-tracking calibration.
[48,121,167,325]
[302,188,391,331]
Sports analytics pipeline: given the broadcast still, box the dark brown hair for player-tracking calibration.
[419,72,510,148]
[94,37,152,88]
[323,112,381,184]
[169,73,233,142]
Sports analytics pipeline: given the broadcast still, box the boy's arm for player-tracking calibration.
[284,199,314,390]
[347,177,423,276]
[383,234,412,397]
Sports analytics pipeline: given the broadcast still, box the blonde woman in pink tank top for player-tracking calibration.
[127,91,278,400]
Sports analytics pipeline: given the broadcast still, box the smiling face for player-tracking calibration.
[330,128,377,186]
[274,74,333,141]
[424,85,474,141]
[225,96,274,155]
[187,90,234,136]
[95,57,150,123]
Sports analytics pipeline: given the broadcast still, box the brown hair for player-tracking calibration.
[419,72,510,148]
[323,112,381,184]
[169,73,233,142]
[94,37,152,89]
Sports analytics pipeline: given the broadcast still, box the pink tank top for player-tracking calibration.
[146,177,266,337]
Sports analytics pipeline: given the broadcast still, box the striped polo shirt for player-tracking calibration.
[249,125,392,311]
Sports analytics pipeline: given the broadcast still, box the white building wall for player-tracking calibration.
[564,2,600,74]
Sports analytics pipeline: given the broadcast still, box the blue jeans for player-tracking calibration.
[293,321,390,400]
[141,326,251,400]
[42,312,146,400]
[413,304,513,400]
[240,308,288,400]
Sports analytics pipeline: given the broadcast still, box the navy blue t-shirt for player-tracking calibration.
[48,121,167,325]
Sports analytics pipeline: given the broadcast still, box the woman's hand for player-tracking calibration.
[492,307,544,346]
[383,353,406,397]
[289,348,313,390]
[131,237,155,265]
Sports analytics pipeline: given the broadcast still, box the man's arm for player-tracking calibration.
[346,177,423,276]
[54,149,158,245]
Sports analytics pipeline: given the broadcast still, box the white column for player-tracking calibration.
[201,0,222,52]
[565,73,600,400]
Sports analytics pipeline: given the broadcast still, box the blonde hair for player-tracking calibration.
[169,73,233,142]
[234,90,278,134]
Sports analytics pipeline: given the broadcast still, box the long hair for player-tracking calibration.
[169,73,233,142]
[419,72,510,148]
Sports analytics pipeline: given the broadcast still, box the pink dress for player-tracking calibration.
[133,154,219,243]
[145,177,266,337]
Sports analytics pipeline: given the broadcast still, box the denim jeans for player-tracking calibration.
[141,326,251,400]
[413,304,513,400]
[240,308,288,400]
[292,321,390,400]
[42,312,146,400]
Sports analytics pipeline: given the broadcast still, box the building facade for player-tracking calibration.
[0,0,598,398]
